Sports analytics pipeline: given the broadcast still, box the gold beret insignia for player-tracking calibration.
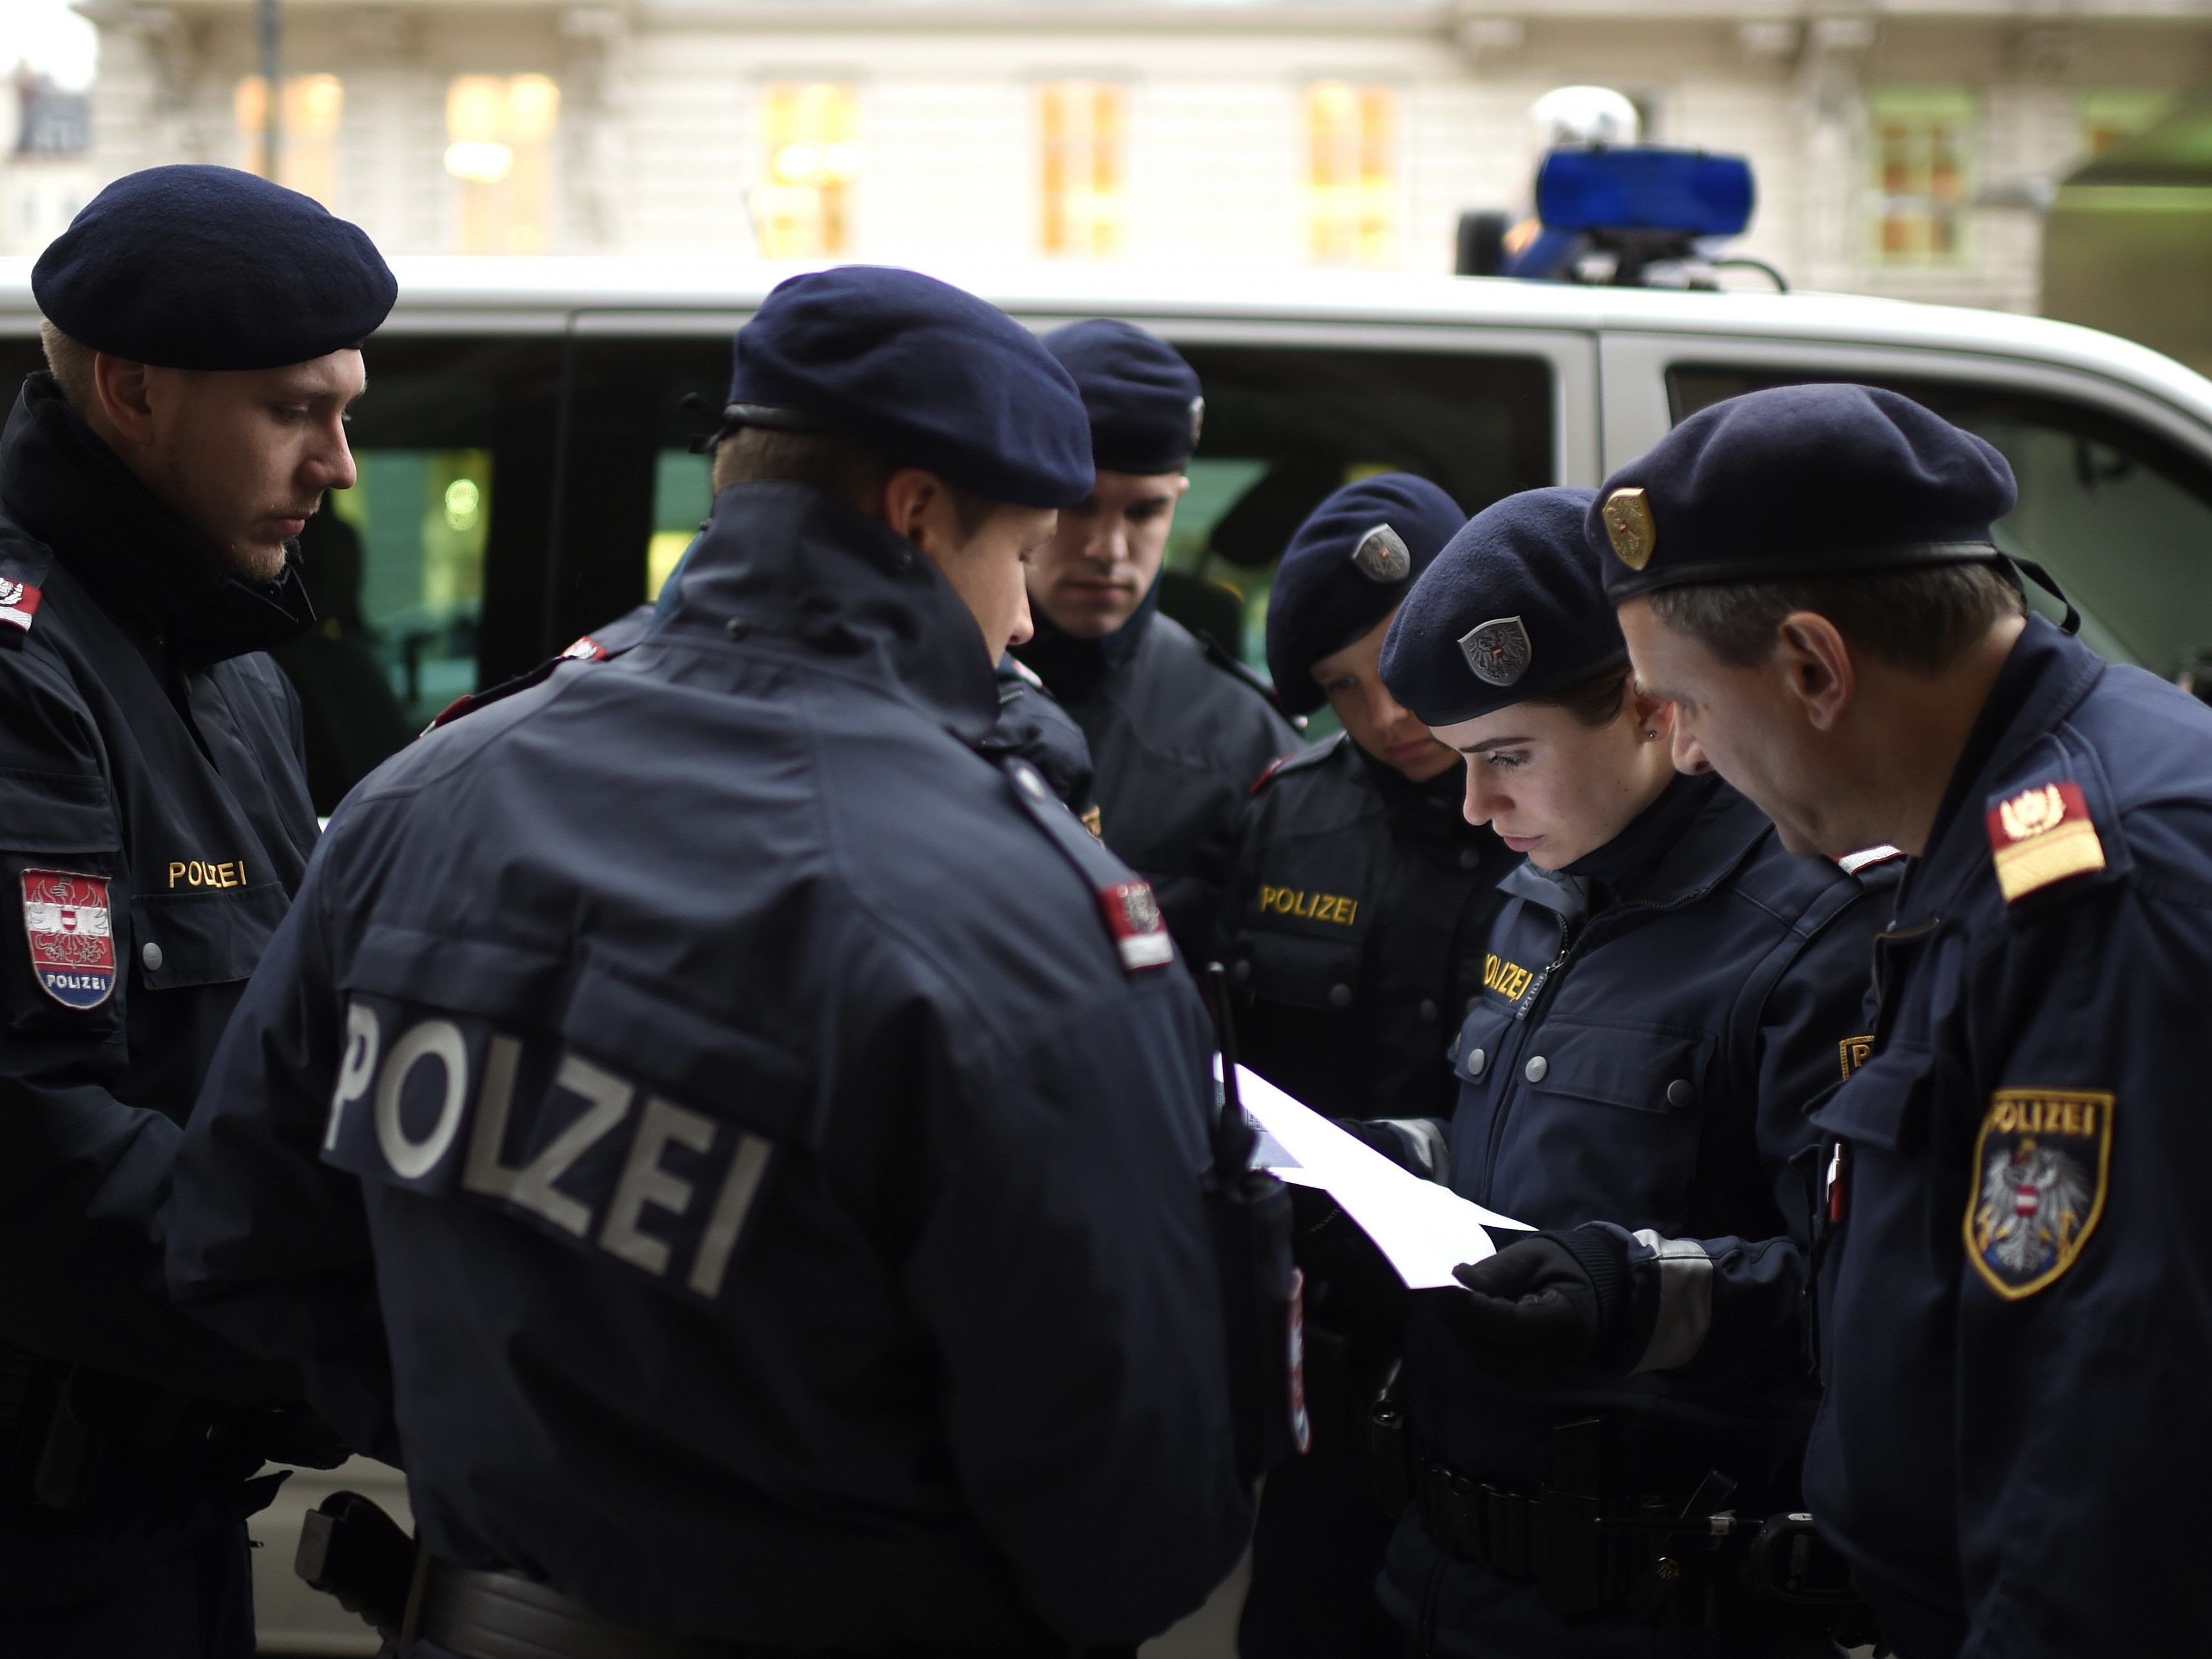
[1602,488,1657,571]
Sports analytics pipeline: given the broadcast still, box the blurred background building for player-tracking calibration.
[0,0,2187,314]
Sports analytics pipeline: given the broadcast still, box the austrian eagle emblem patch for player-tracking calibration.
[1966,1088,2112,1299]
[21,869,116,1008]
[1600,488,1657,571]
[1985,780,2106,903]
[1458,615,1532,688]
[1350,523,1412,584]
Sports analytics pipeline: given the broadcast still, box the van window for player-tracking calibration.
[1669,365,2212,678]
[624,340,1555,668]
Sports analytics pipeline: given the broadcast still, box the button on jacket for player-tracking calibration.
[1015,585,1296,957]
[1385,772,1892,1657]
[1805,616,2212,1659]
[1222,732,1510,1124]
[166,482,1254,1654]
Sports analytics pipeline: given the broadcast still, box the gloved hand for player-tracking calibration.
[1416,1227,1643,1379]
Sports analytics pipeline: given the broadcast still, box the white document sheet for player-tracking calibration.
[1224,1061,1532,1290]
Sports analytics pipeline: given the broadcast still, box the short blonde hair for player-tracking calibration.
[39,320,97,413]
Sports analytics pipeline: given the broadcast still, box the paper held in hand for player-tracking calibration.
[1225,1061,1532,1290]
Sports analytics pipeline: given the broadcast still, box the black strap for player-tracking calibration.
[2006,553,2081,635]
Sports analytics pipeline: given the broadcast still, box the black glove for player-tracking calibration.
[1416,1227,1642,1380]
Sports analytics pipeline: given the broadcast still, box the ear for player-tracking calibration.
[92,354,157,448]
[1626,681,1672,738]
[880,466,967,566]
[1774,611,1855,733]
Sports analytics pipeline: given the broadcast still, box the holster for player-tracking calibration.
[296,1489,421,1641]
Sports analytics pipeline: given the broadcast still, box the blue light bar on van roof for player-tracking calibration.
[1535,147,1755,238]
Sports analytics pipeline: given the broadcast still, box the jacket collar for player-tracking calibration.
[1503,771,1756,925]
[1010,568,1162,703]
[1896,615,2109,925]
[0,374,315,670]
[660,481,1003,745]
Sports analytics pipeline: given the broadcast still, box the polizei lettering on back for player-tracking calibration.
[323,1000,775,1300]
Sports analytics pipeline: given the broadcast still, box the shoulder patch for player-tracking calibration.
[559,633,611,663]
[21,868,116,1008]
[0,577,43,633]
[1008,655,1046,690]
[1985,782,2104,903]
[1967,1088,2111,1299]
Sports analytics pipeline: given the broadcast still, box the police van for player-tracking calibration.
[5,251,2212,1649]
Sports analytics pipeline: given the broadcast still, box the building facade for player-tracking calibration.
[69,0,2212,311]
[1,69,95,256]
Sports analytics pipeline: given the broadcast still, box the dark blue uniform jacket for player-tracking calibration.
[1221,733,1508,1124]
[1384,774,1891,1652]
[0,374,314,1393]
[164,483,1254,1653]
[1805,617,2212,1659]
[1015,584,1296,959]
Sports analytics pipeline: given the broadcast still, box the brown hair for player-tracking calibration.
[711,426,997,537]
[1646,562,2024,676]
[1527,658,1635,728]
[39,320,96,413]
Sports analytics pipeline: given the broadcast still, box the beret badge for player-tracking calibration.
[1458,615,1533,688]
[1189,396,1206,449]
[1602,488,1657,571]
[1351,523,1413,584]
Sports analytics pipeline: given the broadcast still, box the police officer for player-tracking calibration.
[0,167,390,1658]
[1365,486,1894,1656]
[166,267,1262,1658]
[1227,475,1511,1659]
[1606,383,2212,1658]
[1014,320,1297,954]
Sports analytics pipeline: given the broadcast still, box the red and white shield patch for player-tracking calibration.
[1097,880,1175,972]
[21,869,116,1008]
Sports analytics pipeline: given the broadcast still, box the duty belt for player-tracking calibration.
[414,1557,1139,1659]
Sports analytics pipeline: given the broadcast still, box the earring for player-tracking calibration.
[1644,729,1659,740]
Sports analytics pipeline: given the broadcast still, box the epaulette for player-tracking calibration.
[422,657,564,734]
[1836,845,1905,876]
[0,542,55,640]
[1001,758,1174,975]
[1250,731,1347,794]
[1985,778,2105,903]
[1195,628,1302,730]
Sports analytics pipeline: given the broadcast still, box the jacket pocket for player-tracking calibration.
[131,881,288,990]
[1520,1016,1716,1115]
[1235,926,1363,1015]
[0,767,119,854]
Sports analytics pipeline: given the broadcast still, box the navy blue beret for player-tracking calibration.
[1264,474,1465,715]
[728,267,1092,509]
[1380,487,1619,727]
[32,166,396,370]
[1592,383,2017,601]
[1043,320,1204,475]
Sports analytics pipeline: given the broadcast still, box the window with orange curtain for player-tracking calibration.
[1869,88,1974,265]
[1039,82,1128,260]
[1305,81,1398,268]
[755,84,860,257]
[445,74,561,254]
[234,74,344,208]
